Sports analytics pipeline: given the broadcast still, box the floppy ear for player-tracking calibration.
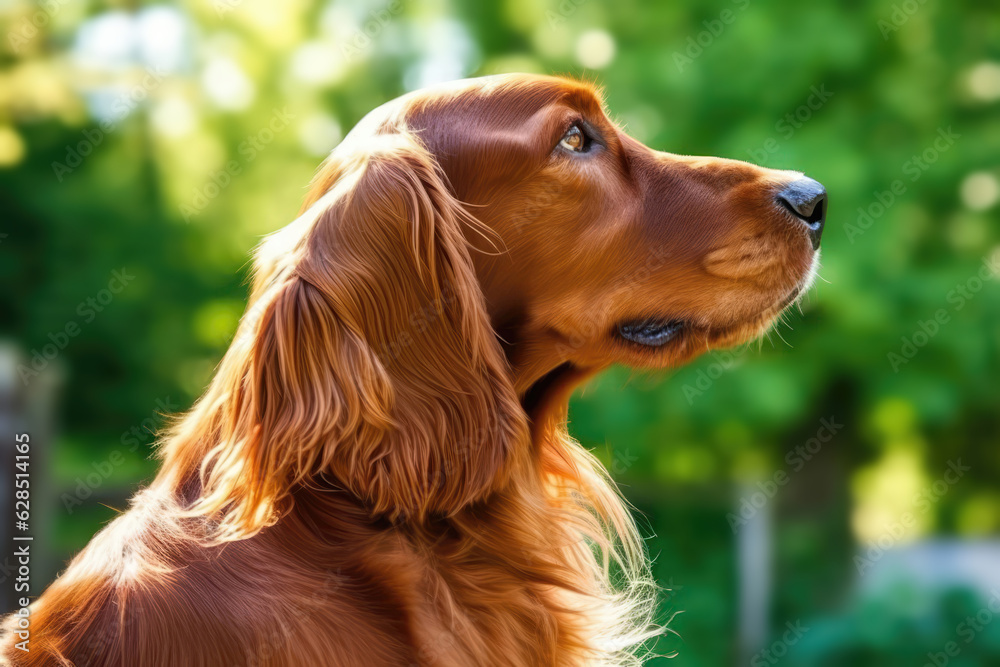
[192,135,528,535]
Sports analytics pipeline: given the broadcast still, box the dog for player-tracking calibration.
[2,73,826,666]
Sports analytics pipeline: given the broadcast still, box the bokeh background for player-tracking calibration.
[1,0,999,664]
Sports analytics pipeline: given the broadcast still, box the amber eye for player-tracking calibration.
[559,124,587,152]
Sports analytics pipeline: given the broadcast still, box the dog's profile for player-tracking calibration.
[3,74,825,666]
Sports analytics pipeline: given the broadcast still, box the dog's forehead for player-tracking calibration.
[409,74,607,124]
[345,74,607,142]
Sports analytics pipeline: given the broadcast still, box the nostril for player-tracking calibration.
[778,194,826,226]
[777,176,827,249]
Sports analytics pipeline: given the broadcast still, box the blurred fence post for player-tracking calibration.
[0,344,60,614]
[736,479,772,665]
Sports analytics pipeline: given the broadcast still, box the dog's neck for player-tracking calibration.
[493,316,603,424]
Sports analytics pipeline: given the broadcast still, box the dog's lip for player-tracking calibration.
[615,301,785,350]
[615,277,811,350]
[616,318,687,347]
[615,316,743,351]
[777,286,802,309]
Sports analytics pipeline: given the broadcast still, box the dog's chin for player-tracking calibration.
[614,251,821,365]
[519,253,821,418]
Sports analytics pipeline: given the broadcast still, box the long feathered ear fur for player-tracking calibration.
[160,134,528,537]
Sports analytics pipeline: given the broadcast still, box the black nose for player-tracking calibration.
[777,177,827,250]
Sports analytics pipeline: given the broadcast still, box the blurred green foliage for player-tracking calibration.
[1,0,998,664]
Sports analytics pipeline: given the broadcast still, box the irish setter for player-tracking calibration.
[3,74,826,666]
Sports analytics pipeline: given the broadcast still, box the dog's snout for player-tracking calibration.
[777,177,827,250]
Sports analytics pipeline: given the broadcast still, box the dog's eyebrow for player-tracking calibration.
[558,83,609,120]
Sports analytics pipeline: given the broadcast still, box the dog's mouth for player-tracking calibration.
[614,281,810,351]
[613,317,712,352]
[616,318,687,347]
[521,258,820,417]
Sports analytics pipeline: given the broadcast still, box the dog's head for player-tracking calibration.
[179,74,825,532]
[332,73,826,413]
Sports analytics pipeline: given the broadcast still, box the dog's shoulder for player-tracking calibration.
[0,489,408,666]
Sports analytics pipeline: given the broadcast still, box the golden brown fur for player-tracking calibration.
[1,74,823,666]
